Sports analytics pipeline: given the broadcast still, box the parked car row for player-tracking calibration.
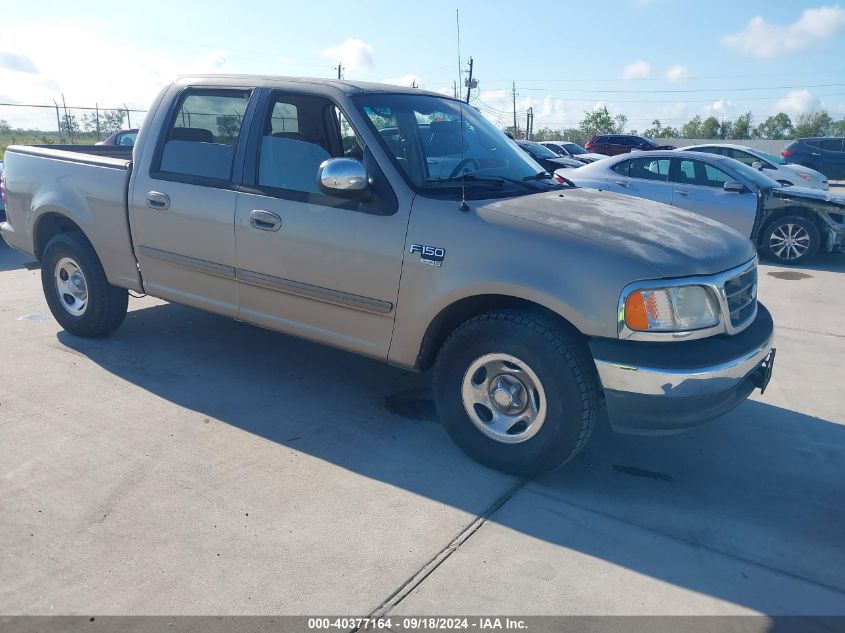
[538,141,606,164]
[514,140,584,171]
[565,150,845,265]
[585,134,676,155]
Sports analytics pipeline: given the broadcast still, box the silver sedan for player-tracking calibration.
[565,150,845,264]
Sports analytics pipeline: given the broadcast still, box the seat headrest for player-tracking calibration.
[171,127,214,143]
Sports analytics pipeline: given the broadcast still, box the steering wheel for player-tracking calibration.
[448,158,481,179]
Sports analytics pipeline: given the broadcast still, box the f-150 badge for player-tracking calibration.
[409,244,445,267]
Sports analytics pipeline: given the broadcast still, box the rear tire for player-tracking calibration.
[432,309,599,476]
[41,232,128,337]
[760,215,820,265]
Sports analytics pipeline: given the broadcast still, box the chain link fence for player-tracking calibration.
[0,102,148,155]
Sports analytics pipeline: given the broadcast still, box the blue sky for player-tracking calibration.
[1,0,844,130]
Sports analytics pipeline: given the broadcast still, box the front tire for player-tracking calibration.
[41,232,128,337]
[432,310,599,476]
[761,215,820,265]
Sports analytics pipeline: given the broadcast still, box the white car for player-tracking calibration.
[682,144,828,190]
[539,141,607,164]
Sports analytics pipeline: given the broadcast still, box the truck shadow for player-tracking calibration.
[57,301,845,614]
[0,240,33,272]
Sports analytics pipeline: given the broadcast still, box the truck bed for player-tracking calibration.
[31,144,133,161]
[1,145,143,292]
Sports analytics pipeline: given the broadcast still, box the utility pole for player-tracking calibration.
[512,82,518,138]
[61,94,71,140]
[464,57,473,104]
[53,100,61,137]
[124,103,131,128]
[336,64,343,80]
[95,103,100,137]
[526,108,532,141]
[453,80,457,99]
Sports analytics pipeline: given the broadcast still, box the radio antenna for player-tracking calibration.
[458,101,468,212]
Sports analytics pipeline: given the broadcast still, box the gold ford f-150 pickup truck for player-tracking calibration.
[0,75,775,474]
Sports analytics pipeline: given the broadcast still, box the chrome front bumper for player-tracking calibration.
[590,303,775,434]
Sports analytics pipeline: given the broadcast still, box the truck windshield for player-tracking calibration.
[353,93,561,196]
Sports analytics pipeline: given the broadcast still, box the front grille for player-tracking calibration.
[724,266,757,327]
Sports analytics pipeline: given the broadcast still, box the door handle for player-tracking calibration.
[249,209,282,232]
[674,190,689,197]
[146,191,170,210]
[614,181,629,187]
[811,152,821,156]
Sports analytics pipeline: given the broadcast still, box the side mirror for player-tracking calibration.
[751,161,763,171]
[318,158,371,199]
[724,181,747,193]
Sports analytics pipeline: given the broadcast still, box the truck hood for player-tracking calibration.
[481,187,757,278]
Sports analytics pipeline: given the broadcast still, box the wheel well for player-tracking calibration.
[759,206,824,243]
[415,294,584,370]
[34,213,85,261]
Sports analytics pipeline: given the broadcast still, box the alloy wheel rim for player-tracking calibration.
[461,353,547,444]
[54,257,88,317]
[769,223,810,261]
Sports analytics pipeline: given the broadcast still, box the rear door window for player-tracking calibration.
[610,160,630,176]
[819,139,844,152]
[629,157,669,181]
[157,89,251,183]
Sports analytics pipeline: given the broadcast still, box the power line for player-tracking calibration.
[481,82,845,95]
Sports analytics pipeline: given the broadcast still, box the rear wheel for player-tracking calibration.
[432,309,599,476]
[761,215,820,265]
[41,232,128,337]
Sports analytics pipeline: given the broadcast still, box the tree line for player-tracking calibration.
[0,108,129,142]
[518,107,845,145]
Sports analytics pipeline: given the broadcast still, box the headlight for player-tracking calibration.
[623,285,720,332]
[797,173,816,182]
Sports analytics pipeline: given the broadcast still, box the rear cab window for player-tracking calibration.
[154,88,252,186]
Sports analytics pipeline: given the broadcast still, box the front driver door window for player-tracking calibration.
[670,158,756,235]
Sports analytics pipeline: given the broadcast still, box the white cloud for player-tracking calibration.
[0,20,240,130]
[191,50,228,74]
[623,60,651,80]
[722,6,845,58]
[665,65,690,83]
[705,99,736,117]
[321,38,374,71]
[0,51,39,74]
[775,89,822,114]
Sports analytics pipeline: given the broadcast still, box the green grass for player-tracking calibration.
[1,133,105,161]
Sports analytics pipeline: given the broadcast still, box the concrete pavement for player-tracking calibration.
[1,242,843,616]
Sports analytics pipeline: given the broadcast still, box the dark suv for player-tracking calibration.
[585,134,675,156]
[781,137,845,180]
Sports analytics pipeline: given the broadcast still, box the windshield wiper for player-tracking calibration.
[523,171,554,181]
[425,174,506,186]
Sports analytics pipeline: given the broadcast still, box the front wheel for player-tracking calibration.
[41,232,128,337]
[432,310,599,476]
[760,215,820,265]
